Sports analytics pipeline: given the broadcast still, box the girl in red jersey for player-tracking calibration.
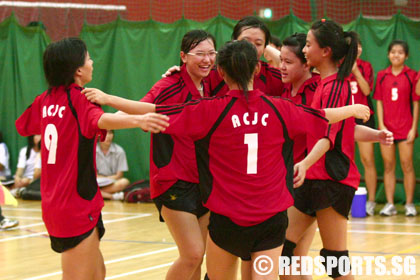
[282,21,393,280]
[15,38,168,280]
[374,40,419,217]
[126,30,216,280]
[279,33,319,280]
[207,16,283,97]
[164,16,283,98]
[349,35,378,216]
[82,39,374,280]
[160,40,330,280]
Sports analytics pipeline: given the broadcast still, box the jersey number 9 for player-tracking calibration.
[44,124,58,164]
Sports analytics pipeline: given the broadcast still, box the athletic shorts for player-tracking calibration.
[49,214,105,253]
[355,114,375,129]
[294,180,356,219]
[208,211,288,261]
[394,138,407,144]
[154,180,209,222]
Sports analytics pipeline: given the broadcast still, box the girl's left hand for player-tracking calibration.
[293,161,307,188]
[406,128,416,143]
[81,88,109,105]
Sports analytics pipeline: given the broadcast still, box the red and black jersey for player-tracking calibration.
[157,89,328,226]
[373,65,419,140]
[349,59,375,114]
[141,64,210,198]
[306,73,360,189]
[206,61,283,97]
[282,73,320,163]
[15,84,106,238]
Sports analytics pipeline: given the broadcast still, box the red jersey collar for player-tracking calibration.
[384,65,410,76]
[227,89,265,99]
[320,72,339,85]
[180,64,209,97]
[298,73,320,94]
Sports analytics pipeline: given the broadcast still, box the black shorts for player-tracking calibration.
[294,180,356,219]
[153,180,209,222]
[50,214,105,253]
[355,114,375,129]
[394,138,407,144]
[208,211,288,261]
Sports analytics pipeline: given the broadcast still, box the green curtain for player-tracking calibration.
[2,12,420,203]
[0,15,49,173]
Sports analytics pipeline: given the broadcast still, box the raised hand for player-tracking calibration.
[162,65,181,78]
[81,88,109,105]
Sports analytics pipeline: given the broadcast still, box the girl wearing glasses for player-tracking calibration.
[164,16,283,98]
[141,30,216,280]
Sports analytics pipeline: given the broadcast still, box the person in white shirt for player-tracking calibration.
[96,130,130,200]
[13,135,41,191]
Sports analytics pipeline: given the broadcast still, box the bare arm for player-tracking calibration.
[263,45,281,68]
[82,88,156,115]
[416,79,420,96]
[293,138,331,188]
[104,171,123,180]
[33,168,41,180]
[323,104,370,124]
[354,125,393,145]
[97,112,169,133]
[14,168,24,179]
[352,64,371,96]
[376,100,386,130]
[407,101,419,143]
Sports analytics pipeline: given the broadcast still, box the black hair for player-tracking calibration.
[270,35,282,48]
[216,40,258,99]
[180,30,216,66]
[26,135,40,160]
[310,20,358,81]
[282,33,307,64]
[43,37,87,88]
[231,16,271,47]
[388,40,409,56]
[0,131,3,143]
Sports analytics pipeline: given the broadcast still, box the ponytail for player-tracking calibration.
[338,31,358,80]
[217,40,258,100]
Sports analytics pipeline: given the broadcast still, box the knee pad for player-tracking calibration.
[320,248,350,278]
[281,239,297,264]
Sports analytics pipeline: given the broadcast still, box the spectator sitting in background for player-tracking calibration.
[11,135,41,196]
[96,130,130,200]
[0,131,14,186]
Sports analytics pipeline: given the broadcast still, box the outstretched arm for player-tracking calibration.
[323,104,370,124]
[354,125,393,145]
[293,138,331,188]
[82,88,156,115]
[97,112,169,133]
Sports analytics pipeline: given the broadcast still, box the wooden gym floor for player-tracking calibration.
[1,200,419,279]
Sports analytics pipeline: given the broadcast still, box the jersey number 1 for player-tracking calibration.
[244,133,258,174]
[44,124,58,164]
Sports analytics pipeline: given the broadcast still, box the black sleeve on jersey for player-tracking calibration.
[195,98,237,203]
